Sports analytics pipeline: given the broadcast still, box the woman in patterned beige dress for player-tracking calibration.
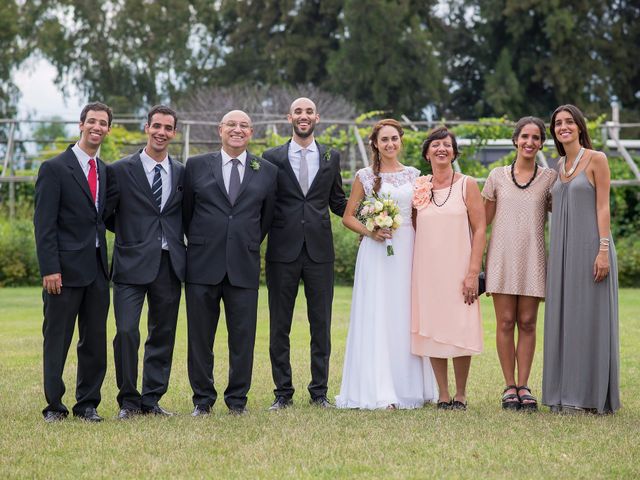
[482,117,557,410]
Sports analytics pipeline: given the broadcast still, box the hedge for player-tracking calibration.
[2,216,638,288]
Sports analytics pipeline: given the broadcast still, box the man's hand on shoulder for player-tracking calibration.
[43,273,62,295]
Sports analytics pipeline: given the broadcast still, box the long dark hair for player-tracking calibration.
[368,119,404,193]
[550,104,592,156]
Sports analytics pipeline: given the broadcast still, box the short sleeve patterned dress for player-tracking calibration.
[482,166,557,298]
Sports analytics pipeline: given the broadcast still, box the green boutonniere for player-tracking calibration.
[250,159,260,171]
[323,150,332,162]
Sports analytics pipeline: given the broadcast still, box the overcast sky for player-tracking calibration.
[13,58,84,121]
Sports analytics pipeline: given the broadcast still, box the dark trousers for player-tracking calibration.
[186,276,258,410]
[266,245,334,399]
[113,251,181,410]
[42,254,109,416]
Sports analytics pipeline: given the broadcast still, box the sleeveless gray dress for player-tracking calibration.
[542,171,620,413]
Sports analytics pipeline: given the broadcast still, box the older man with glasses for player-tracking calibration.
[182,110,278,416]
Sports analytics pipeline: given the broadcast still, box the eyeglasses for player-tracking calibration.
[221,121,252,130]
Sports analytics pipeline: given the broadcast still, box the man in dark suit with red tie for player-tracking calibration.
[105,105,185,419]
[183,110,277,416]
[263,97,347,410]
[34,102,112,422]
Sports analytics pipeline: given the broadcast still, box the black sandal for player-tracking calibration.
[437,399,452,410]
[451,400,467,411]
[517,385,538,411]
[501,385,520,410]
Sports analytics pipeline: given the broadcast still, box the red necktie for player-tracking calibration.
[88,158,97,203]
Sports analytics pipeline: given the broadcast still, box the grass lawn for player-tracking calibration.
[0,286,638,479]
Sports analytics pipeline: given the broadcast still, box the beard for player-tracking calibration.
[293,121,316,138]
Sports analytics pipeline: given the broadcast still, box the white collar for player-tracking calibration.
[221,149,247,165]
[140,148,170,173]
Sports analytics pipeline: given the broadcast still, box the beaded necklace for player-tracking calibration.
[510,161,538,189]
[430,172,455,207]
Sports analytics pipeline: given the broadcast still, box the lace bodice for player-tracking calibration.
[356,166,420,219]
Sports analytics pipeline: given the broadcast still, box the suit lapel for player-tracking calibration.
[97,157,107,214]
[308,141,330,194]
[282,141,304,196]
[165,156,181,208]
[65,148,95,206]
[235,153,256,202]
[128,152,158,211]
[210,152,232,205]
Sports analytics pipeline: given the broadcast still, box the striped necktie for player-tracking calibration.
[152,164,163,209]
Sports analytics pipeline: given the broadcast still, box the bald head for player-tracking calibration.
[221,109,251,125]
[289,97,317,114]
[219,109,253,156]
[288,98,319,143]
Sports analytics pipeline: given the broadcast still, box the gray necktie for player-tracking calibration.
[152,164,163,209]
[299,148,309,195]
[228,158,241,204]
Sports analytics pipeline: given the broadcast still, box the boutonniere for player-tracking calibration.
[323,150,332,162]
[250,159,260,171]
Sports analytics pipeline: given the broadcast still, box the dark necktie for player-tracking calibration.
[228,158,241,205]
[152,164,163,209]
[87,158,97,204]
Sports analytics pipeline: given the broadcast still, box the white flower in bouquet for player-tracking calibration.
[356,193,403,256]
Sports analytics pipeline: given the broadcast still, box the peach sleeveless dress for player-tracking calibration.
[411,175,483,358]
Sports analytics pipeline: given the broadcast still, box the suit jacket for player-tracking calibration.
[263,140,347,263]
[34,144,109,287]
[105,151,186,284]
[183,151,277,289]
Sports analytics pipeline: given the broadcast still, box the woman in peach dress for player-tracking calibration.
[411,127,486,410]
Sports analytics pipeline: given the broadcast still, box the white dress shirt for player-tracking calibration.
[72,143,100,246]
[288,139,319,189]
[221,149,247,193]
[140,149,172,249]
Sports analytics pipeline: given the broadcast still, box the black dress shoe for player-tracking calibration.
[43,411,67,423]
[74,407,103,422]
[309,396,334,408]
[143,405,174,417]
[228,406,248,416]
[118,407,142,420]
[268,396,293,411]
[191,405,211,417]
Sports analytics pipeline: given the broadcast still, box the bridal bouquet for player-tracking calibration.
[356,193,403,255]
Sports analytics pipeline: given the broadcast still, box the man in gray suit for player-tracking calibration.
[263,97,347,410]
[105,105,185,419]
[183,110,277,416]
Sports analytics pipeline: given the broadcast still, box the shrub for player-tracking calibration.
[0,219,40,286]
[615,236,640,287]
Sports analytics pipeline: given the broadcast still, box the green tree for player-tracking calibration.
[35,0,224,113]
[327,0,443,118]
[212,0,343,87]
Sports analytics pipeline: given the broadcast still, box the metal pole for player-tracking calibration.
[184,123,190,163]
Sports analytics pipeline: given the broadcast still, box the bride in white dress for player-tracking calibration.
[336,119,438,409]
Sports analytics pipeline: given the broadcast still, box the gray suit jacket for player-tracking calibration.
[105,151,186,284]
[263,141,346,263]
[182,151,277,289]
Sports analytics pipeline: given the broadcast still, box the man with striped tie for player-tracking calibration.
[105,105,186,419]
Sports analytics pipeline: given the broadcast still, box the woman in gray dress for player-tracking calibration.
[543,104,620,414]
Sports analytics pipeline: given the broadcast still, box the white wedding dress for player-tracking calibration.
[336,167,438,409]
